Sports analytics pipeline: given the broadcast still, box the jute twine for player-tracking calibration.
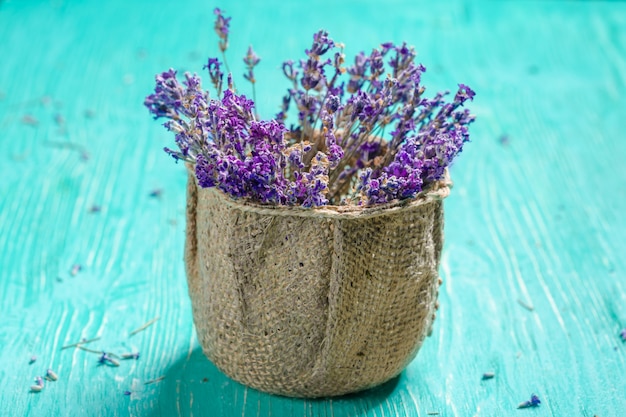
[185,169,450,398]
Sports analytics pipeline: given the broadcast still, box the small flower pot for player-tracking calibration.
[184,170,450,398]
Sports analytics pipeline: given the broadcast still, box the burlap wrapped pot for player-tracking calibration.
[184,169,450,398]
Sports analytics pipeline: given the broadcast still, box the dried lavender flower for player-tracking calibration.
[243,45,260,84]
[213,8,230,52]
[517,394,541,409]
[146,15,475,208]
[620,328,626,342]
[98,352,120,367]
[121,352,140,360]
[46,369,58,381]
[243,45,261,115]
[204,58,224,95]
[70,264,82,276]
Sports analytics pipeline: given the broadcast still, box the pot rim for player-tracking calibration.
[189,166,451,220]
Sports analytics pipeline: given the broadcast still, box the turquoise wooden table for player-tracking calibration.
[1,0,625,415]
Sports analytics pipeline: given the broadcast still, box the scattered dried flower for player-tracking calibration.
[129,316,160,337]
[482,372,495,380]
[517,299,534,311]
[21,115,39,127]
[98,352,120,367]
[62,336,101,350]
[30,376,45,392]
[148,189,162,198]
[45,369,58,381]
[70,264,82,276]
[29,356,37,365]
[620,328,626,342]
[123,390,132,396]
[121,352,140,360]
[518,394,541,409]
[144,376,166,385]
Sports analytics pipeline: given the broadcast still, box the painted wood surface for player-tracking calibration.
[1,0,625,415]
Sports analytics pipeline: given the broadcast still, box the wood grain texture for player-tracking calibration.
[1,0,625,415]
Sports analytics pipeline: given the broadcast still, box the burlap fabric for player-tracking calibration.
[185,170,450,398]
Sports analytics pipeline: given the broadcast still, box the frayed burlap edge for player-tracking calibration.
[185,170,449,398]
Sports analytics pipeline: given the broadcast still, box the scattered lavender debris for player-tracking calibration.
[145,10,475,208]
[518,394,541,409]
[70,264,82,276]
[29,356,37,365]
[123,390,132,396]
[98,352,120,367]
[61,336,101,350]
[45,369,58,381]
[482,372,495,380]
[144,376,165,385]
[517,299,534,311]
[129,316,160,337]
[30,376,45,392]
[88,205,101,213]
[499,134,510,146]
[148,189,163,198]
[121,352,140,360]
[21,115,39,126]
[620,328,626,342]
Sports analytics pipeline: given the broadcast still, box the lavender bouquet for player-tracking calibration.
[145,10,476,398]
[145,9,475,208]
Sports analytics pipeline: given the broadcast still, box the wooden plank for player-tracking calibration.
[0,0,625,415]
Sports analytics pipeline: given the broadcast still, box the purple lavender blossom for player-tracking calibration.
[146,18,475,208]
[243,45,261,83]
[455,83,476,103]
[213,8,231,52]
[301,58,327,91]
[307,30,334,58]
[243,45,261,112]
[282,60,298,82]
[144,69,184,119]
[204,57,224,94]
